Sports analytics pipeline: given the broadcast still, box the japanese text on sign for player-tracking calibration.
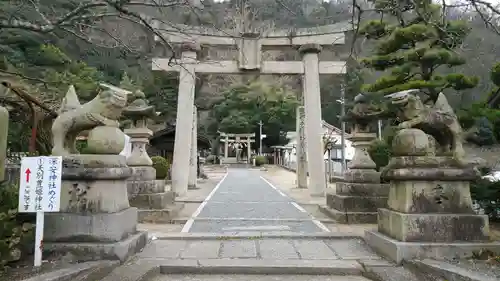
[35,157,44,211]
[18,156,62,213]
[47,157,60,211]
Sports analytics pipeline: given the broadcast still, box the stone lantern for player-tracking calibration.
[123,90,156,166]
[123,90,180,223]
[323,93,389,223]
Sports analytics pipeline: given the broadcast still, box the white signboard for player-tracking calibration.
[18,156,62,267]
[19,156,62,213]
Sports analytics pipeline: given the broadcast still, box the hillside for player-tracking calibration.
[1,0,500,152]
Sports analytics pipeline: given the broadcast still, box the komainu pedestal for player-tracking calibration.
[365,128,500,264]
[324,132,389,223]
[44,155,148,262]
[45,84,147,262]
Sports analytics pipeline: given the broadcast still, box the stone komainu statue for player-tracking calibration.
[51,85,128,156]
[386,89,465,165]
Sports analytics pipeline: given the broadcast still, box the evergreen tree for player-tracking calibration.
[486,62,500,103]
[119,72,138,92]
[474,117,497,146]
[359,0,478,103]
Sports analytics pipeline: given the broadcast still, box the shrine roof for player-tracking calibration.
[150,124,212,148]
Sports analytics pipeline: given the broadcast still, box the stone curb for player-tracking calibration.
[100,260,161,281]
[156,259,363,275]
[155,232,363,240]
[21,260,119,281]
[408,259,499,281]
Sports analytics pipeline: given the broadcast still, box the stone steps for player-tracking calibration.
[326,194,388,212]
[137,203,184,223]
[319,205,377,224]
[99,236,416,281]
[130,191,175,209]
[156,259,364,275]
[406,259,500,281]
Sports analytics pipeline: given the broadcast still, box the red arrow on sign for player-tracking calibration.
[25,168,31,183]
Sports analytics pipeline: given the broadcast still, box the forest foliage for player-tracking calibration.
[209,81,298,147]
[2,0,500,151]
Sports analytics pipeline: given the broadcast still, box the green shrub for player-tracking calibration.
[0,183,34,267]
[151,156,169,179]
[471,168,500,221]
[254,155,268,166]
[468,117,497,146]
[368,140,392,171]
[471,178,500,221]
[206,155,216,164]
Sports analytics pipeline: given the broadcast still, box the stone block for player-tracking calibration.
[326,194,387,212]
[344,170,381,183]
[363,263,421,281]
[137,204,184,223]
[44,207,138,242]
[60,178,130,213]
[159,259,363,275]
[384,167,479,181]
[365,230,500,265]
[319,206,377,224]
[259,239,299,259]
[408,258,500,281]
[129,166,156,181]
[325,239,380,260]
[336,182,389,197]
[220,240,257,258]
[293,240,338,259]
[100,260,160,281]
[129,180,166,196]
[62,154,128,168]
[387,180,475,214]
[129,191,175,209]
[22,261,119,281]
[62,166,132,181]
[377,208,490,243]
[44,231,148,263]
[180,240,221,259]
[388,155,473,169]
[128,180,156,198]
[138,240,188,259]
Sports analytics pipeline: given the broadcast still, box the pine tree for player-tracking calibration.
[474,117,497,146]
[119,71,137,92]
[359,0,478,103]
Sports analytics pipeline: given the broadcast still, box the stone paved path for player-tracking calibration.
[182,169,329,234]
[129,236,391,277]
[101,168,398,281]
[138,237,382,261]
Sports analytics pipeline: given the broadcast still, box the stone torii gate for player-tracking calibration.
[219,132,255,164]
[151,21,349,197]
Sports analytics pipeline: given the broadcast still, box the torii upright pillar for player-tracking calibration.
[299,44,326,196]
[188,106,198,189]
[171,43,200,196]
